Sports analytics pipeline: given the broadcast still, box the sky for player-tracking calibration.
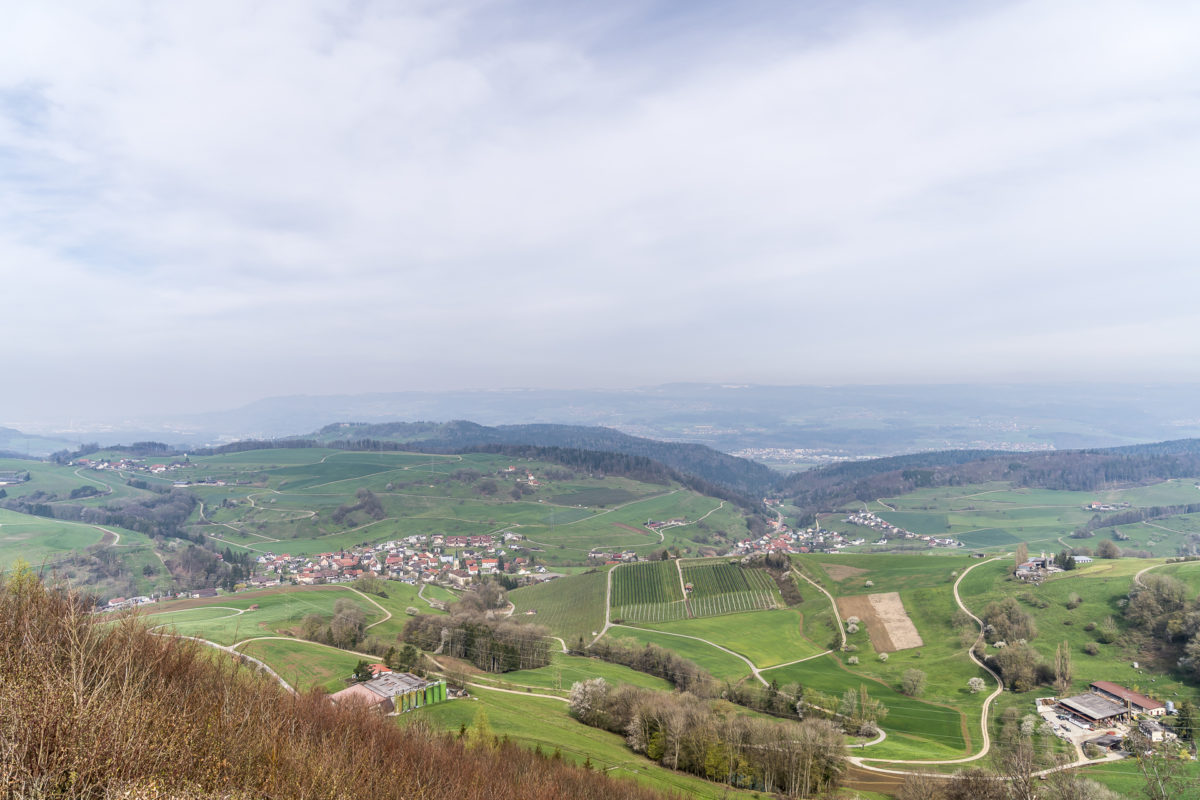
[2,0,1199,423]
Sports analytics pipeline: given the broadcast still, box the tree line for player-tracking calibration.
[568,677,845,797]
[779,442,1200,520]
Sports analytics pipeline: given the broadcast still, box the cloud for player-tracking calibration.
[1,0,1198,420]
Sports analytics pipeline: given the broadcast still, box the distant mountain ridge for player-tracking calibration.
[779,437,1200,524]
[309,420,778,497]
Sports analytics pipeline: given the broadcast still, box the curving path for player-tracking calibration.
[1133,559,1170,588]
[791,566,847,650]
[610,622,769,686]
[850,557,1006,770]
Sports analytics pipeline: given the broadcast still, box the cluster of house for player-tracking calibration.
[1015,552,1094,581]
[588,549,640,563]
[74,457,243,489]
[249,531,545,589]
[329,664,449,714]
[1083,501,1131,512]
[732,512,959,557]
[844,511,961,548]
[75,457,188,476]
[1046,681,1175,750]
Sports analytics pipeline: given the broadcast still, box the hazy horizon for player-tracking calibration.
[3,1,1199,421]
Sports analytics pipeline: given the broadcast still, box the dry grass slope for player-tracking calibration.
[0,566,675,800]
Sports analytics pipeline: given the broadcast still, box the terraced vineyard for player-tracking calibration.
[682,561,781,617]
[610,561,688,623]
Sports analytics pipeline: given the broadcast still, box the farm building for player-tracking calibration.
[1087,734,1124,751]
[330,672,447,714]
[1057,692,1129,725]
[1089,681,1165,716]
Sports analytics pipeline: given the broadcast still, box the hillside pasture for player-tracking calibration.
[637,608,824,667]
[143,586,384,646]
[764,654,970,760]
[953,528,1021,548]
[548,487,639,506]
[476,652,673,694]
[0,508,111,569]
[872,479,1200,555]
[235,637,361,692]
[409,685,753,799]
[793,553,973,597]
[602,626,752,680]
[186,450,743,563]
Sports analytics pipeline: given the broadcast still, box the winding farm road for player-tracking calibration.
[850,556,1007,771]
[610,621,770,686]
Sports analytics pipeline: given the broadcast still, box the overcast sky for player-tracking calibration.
[2,0,1199,423]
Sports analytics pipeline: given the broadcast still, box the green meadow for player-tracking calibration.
[637,608,824,667]
[0,507,111,568]
[144,586,385,646]
[408,686,760,799]
[177,449,748,564]
[468,652,672,695]
[236,637,362,692]
[864,478,1200,556]
[603,626,753,680]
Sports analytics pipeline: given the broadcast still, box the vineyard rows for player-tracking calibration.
[611,561,683,607]
[612,601,690,624]
[681,562,778,598]
[688,591,779,617]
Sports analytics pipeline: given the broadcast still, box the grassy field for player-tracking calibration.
[638,608,824,667]
[0,458,157,508]
[602,626,752,680]
[509,569,609,647]
[1077,753,1200,797]
[957,557,1200,707]
[235,637,362,692]
[793,552,975,597]
[468,652,673,695]
[765,654,971,761]
[143,585,385,646]
[864,478,1200,557]
[0,507,111,568]
[408,686,760,799]
[175,450,750,565]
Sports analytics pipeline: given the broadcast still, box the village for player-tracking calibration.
[732,506,961,558]
[102,530,553,611]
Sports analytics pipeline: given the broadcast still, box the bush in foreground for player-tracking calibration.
[0,566,671,800]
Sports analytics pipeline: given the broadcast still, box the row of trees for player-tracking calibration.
[301,599,370,650]
[2,487,198,541]
[404,611,552,673]
[568,678,845,797]
[585,637,716,695]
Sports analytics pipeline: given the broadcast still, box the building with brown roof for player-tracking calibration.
[1089,681,1166,716]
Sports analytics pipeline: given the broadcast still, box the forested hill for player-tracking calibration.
[310,421,778,497]
[779,439,1200,519]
